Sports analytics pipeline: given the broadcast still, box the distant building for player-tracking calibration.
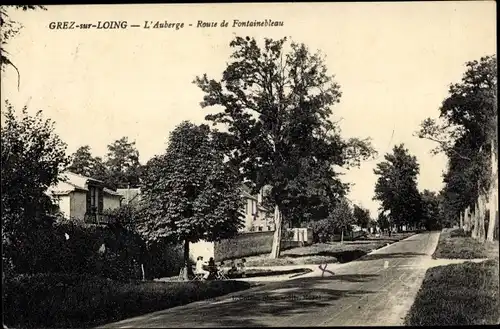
[47,171,122,223]
[116,187,141,206]
[241,184,275,232]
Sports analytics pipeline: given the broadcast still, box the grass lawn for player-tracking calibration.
[433,228,499,259]
[405,259,499,325]
[245,232,416,267]
[2,273,254,328]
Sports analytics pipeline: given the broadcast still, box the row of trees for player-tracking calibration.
[417,55,498,241]
[67,138,142,190]
[372,143,445,233]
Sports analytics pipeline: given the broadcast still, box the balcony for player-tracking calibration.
[84,213,113,225]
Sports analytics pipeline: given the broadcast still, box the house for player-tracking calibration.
[241,184,275,232]
[47,171,123,223]
[116,187,141,206]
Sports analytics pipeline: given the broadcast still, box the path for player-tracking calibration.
[97,231,441,327]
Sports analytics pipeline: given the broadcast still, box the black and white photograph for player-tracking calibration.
[1,2,498,327]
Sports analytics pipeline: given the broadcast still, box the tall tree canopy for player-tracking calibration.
[138,121,244,279]
[373,144,422,231]
[353,204,371,229]
[1,103,69,268]
[194,36,376,257]
[104,137,142,189]
[420,189,443,231]
[417,55,497,233]
[67,145,108,182]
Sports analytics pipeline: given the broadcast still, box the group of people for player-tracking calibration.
[194,256,246,280]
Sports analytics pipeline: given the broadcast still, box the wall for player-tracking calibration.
[189,240,215,262]
[70,190,87,221]
[103,194,121,211]
[56,195,71,219]
[213,231,300,261]
[289,228,313,245]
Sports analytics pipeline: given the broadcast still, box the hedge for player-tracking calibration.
[214,231,299,261]
[2,273,252,328]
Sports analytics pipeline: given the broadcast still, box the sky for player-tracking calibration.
[1,2,496,217]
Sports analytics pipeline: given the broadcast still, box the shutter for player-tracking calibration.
[86,190,91,219]
[98,188,104,214]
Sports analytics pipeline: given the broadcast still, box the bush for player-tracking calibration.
[4,217,146,281]
[2,273,252,328]
[142,242,185,279]
[310,218,336,243]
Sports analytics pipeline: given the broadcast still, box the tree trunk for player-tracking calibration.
[183,239,190,281]
[341,230,344,244]
[487,141,498,241]
[464,206,470,233]
[459,212,464,230]
[141,263,146,281]
[270,205,282,259]
[477,194,486,241]
[472,202,479,239]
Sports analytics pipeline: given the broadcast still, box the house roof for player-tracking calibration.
[48,171,121,197]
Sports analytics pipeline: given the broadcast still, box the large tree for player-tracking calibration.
[353,204,371,229]
[420,189,443,231]
[417,55,497,240]
[373,144,422,231]
[194,36,375,258]
[1,102,69,271]
[330,198,356,243]
[138,121,244,280]
[104,137,142,189]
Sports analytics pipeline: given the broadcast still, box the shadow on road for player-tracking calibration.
[284,250,369,263]
[110,274,381,328]
[357,252,428,261]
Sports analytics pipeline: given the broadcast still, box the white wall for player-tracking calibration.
[56,195,71,219]
[70,190,87,220]
[189,240,215,262]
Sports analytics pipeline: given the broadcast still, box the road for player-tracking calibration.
[98,231,440,328]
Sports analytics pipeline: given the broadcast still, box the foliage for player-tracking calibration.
[420,189,443,231]
[353,204,371,228]
[193,36,376,255]
[416,55,497,219]
[3,216,146,281]
[377,211,391,231]
[139,121,244,271]
[103,203,142,232]
[104,137,143,189]
[310,199,355,242]
[2,273,252,329]
[310,218,336,243]
[373,144,423,230]
[329,198,355,231]
[67,145,109,181]
[1,102,69,269]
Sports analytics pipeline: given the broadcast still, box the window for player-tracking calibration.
[258,226,263,232]
[90,187,97,213]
